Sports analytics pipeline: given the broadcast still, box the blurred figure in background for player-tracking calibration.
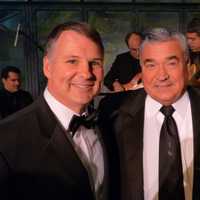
[0,66,33,119]
[186,17,200,85]
[104,31,143,92]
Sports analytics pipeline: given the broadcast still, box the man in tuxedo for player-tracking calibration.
[0,21,108,200]
[98,28,200,200]
[104,31,143,91]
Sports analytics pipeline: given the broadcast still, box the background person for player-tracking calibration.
[186,17,200,84]
[0,65,33,118]
[98,28,200,200]
[104,31,143,92]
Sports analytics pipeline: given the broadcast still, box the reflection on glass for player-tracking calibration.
[88,11,136,77]
[0,11,25,87]
[0,0,27,1]
[36,10,81,90]
[86,0,131,2]
[185,0,200,2]
[33,0,79,1]
[139,12,180,32]
[136,0,181,2]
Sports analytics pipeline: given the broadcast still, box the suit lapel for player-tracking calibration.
[188,87,200,199]
[50,125,92,184]
[94,126,109,199]
[35,96,93,193]
[118,90,146,200]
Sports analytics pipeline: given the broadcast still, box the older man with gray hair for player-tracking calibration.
[98,27,200,200]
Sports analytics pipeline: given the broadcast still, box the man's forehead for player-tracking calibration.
[7,72,20,78]
[140,41,184,59]
[186,32,200,38]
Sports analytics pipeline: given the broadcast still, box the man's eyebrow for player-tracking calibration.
[143,58,155,65]
[64,55,79,58]
[143,56,179,64]
[166,55,179,61]
[92,58,103,61]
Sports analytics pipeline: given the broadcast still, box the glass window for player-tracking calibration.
[88,10,137,94]
[0,0,27,1]
[33,0,79,1]
[185,0,200,2]
[88,10,136,76]
[139,12,180,32]
[0,11,26,88]
[85,0,131,2]
[36,10,82,90]
[136,0,181,2]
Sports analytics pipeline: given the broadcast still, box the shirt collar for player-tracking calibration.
[146,91,189,119]
[173,91,190,119]
[43,88,79,130]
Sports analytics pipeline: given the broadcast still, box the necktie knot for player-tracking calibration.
[160,105,175,117]
[68,111,97,137]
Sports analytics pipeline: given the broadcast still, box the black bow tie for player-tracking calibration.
[68,111,97,137]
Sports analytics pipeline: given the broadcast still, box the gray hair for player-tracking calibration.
[139,28,189,62]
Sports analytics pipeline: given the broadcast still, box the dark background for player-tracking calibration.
[0,0,199,97]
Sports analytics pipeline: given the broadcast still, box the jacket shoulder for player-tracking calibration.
[0,96,56,162]
[98,89,145,118]
[115,51,131,60]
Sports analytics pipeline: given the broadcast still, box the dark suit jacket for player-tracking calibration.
[104,51,141,91]
[98,87,200,200]
[0,96,108,200]
[0,88,33,118]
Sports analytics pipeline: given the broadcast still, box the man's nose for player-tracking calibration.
[79,61,93,79]
[15,80,20,86]
[157,65,169,81]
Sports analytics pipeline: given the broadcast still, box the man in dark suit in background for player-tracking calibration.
[104,31,143,91]
[0,66,33,119]
[98,28,200,200]
[0,21,108,200]
[186,17,200,84]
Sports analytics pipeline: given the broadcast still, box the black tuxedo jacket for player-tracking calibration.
[98,87,200,200]
[104,51,141,91]
[0,96,108,200]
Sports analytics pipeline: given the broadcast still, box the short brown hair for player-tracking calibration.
[187,18,200,37]
[44,21,104,56]
[125,31,143,47]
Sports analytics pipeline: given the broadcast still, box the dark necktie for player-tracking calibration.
[68,111,97,137]
[159,105,185,200]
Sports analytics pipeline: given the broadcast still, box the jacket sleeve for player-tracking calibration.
[104,55,121,91]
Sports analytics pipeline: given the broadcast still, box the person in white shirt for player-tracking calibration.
[98,27,200,200]
[0,21,108,200]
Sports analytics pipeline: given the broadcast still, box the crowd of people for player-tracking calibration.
[0,18,199,200]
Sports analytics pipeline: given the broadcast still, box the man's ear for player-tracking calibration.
[186,57,191,67]
[43,56,51,79]
[2,78,6,85]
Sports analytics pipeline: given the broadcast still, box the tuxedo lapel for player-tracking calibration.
[49,125,91,185]
[188,87,200,199]
[118,90,146,200]
[94,126,109,199]
[35,96,93,194]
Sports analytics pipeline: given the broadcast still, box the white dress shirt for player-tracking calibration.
[143,92,193,200]
[43,88,104,198]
